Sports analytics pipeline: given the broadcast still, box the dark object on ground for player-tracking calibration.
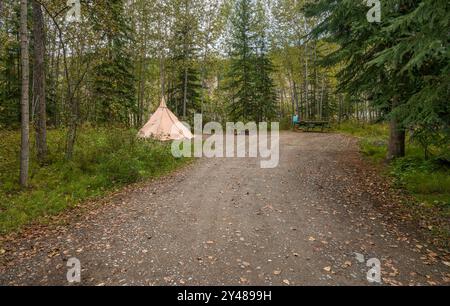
[294,121,331,132]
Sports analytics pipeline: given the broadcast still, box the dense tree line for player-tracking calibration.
[1,0,448,187]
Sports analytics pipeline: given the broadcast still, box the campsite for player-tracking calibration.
[0,0,449,288]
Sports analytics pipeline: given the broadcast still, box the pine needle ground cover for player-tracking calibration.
[0,127,191,234]
[336,122,450,221]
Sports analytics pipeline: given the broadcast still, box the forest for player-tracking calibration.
[0,0,449,233]
[0,0,450,288]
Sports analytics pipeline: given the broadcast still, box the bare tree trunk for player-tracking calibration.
[32,0,47,164]
[65,95,79,160]
[387,97,405,161]
[287,77,295,115]
[54,42,61,126]
[137,46,146,126]
[319,75,325,120]
[19,0,29,187]
[303,43,309,120]
[0,0,4,27]
[313,42,317,119]
[183,66,188,118]
[293,80,299,115]
[387,117,406,160]
[160,55,165,99]
[200,65,206,116]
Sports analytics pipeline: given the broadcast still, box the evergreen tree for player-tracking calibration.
[227,0,277,123]
[253,1,277,122]
[254,46,277,122]
[92,0,136,125]
[305,0,449,160]
[305,1,406,159]
[226,0,257,122]
[369,0,450,158]
[167,0,201,119]
[0,2,20,128]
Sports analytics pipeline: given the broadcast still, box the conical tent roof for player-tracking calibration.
[137,98,193,141]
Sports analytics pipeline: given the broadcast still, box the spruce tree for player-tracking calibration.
[305,0,449,160]
[167,0,201,119]
[253,2,277,122]
[227,0,257,122]
[92,0,136,125]
[227,0,277,123]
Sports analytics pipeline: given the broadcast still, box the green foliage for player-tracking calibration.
[253,41,278,121]
[306,0,450,156]
[0,128,191,233]
[0,1,20,129]
[337,122,450,214]
[278,117,292,130]
[91,0,137,125]
[92,58,137,125]
[391,156,450,217]
[226,0,278,122]
[336,121,389,139]
[167,0,201,118]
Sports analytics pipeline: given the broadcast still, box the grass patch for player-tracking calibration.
[0,127,191,234]
[335,121,450,217]
[336,121,389,163]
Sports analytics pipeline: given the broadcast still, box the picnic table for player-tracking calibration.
[294,120,331,132]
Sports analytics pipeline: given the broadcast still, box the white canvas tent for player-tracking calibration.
[137,98,193,141]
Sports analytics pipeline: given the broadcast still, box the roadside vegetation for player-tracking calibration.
[336,122,450,224]
[0,127,190,234]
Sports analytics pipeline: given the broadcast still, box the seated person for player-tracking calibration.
[292,113,300,124]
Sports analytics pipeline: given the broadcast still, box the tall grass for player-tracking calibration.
[0,127,191,234]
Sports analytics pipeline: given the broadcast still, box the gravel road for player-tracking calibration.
[1,132,449,285]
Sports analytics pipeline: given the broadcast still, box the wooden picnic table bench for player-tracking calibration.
[294,120,331,132]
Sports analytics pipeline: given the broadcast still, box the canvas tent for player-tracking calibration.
[137,98,193,141]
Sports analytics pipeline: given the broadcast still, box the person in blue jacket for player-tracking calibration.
[292,112,300,125]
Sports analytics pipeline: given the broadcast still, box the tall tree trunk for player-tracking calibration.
[65,95,78,160]
[183,66,188,118]
[287,76,295,116]
[319,75,325,120]
[160,54,166,99]
[32,0,47,164]
[19,0,29,187]
[303,43,309,119]
[200,64,206,116]
[54,43,61,127]
[387,117,406,161]
[313,42,317,119]
[387,97,406,161]
[0,0,4,28]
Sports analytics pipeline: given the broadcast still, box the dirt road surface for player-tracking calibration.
[1,132,449,285]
